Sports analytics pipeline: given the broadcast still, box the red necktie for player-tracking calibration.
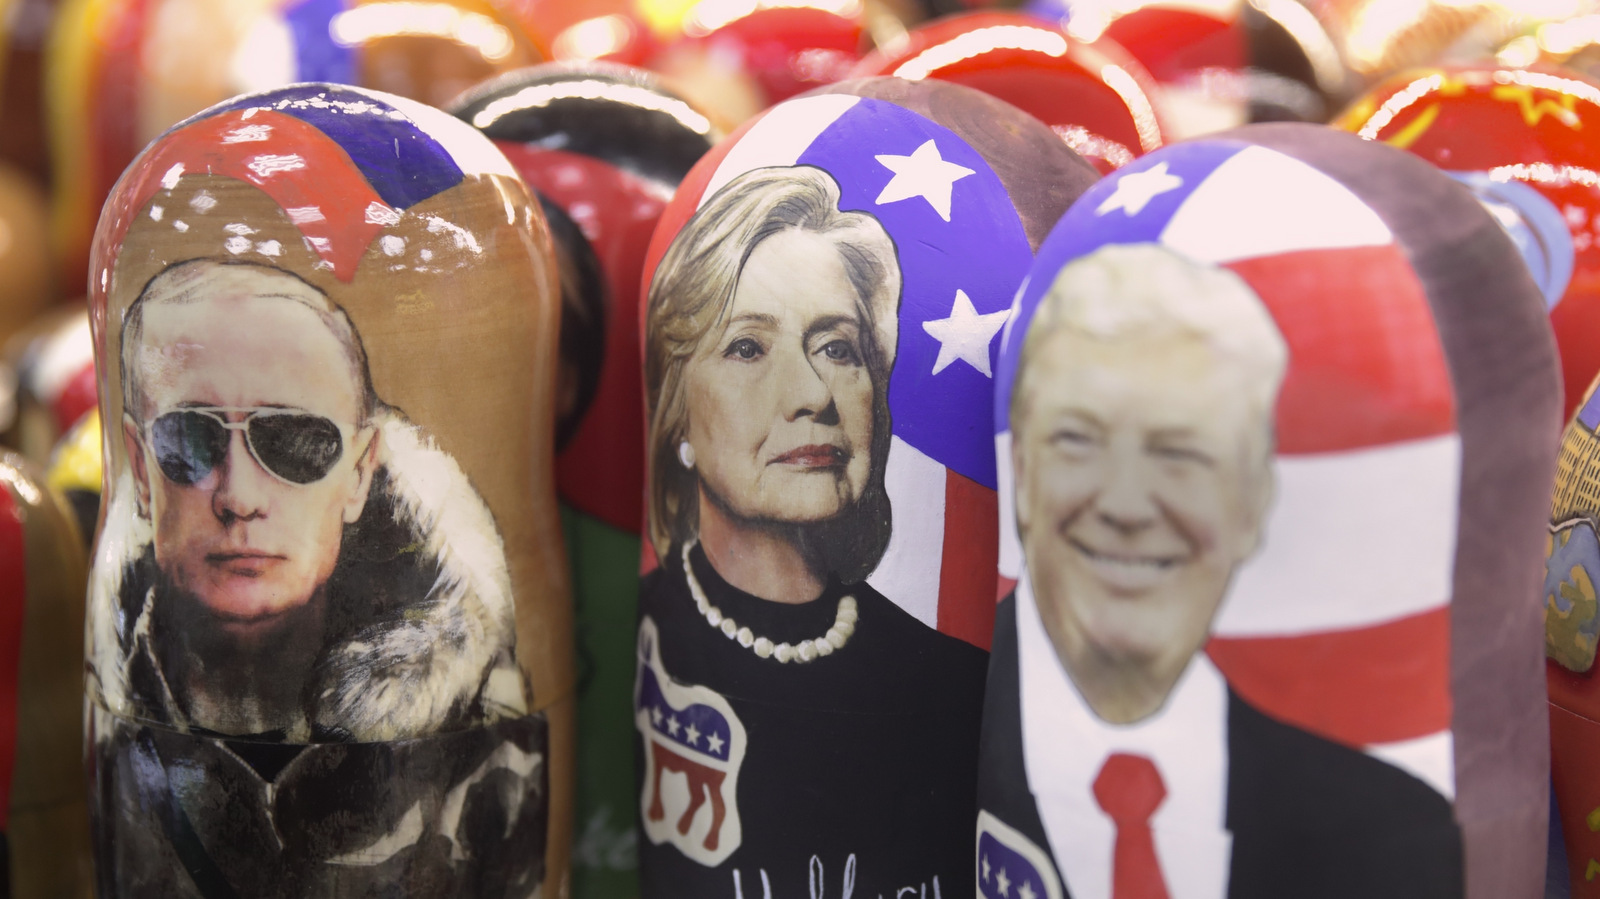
[1093,752,1172,899]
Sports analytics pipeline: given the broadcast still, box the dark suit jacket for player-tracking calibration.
[978,595,1464,899]
[636,543,990,898]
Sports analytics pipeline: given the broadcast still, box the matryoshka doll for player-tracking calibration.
[46,0,542,310]
[639,0,874,130]
[4,307,94,463]
[1541,371,1600,897]
[1307,0,1574,85]
[85,83,573,895]
[850,10,1167,174]
[979,124,1558,899]
[634,77,1097,896]
[1334,64,1600,421]
[449,61,717,897]
[0,452,92,897]
[1030,0,1353,138]
[46,405,101,546]
[0,0,63,183]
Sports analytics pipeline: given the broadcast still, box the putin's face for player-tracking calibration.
[123,290,378,633]
[1013,323,1272,721]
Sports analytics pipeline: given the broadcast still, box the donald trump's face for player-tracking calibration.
[1013,314,1273,724]
[123,282,379,634]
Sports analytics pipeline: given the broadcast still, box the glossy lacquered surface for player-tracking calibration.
[48,0,541,303]
[852,11,1164,173]
[1029,0,1351,137]
[1336,64,1600,422]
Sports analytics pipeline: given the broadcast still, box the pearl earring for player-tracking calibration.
[678,441,696,469]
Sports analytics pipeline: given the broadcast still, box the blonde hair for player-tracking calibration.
[643,165,901,569]
[1012,243,1288,453]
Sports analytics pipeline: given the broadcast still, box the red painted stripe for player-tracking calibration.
[110,109,389,283]
[0,483,28,828]
[1225,245,1456,455]
[1206,604,1452,747]
[52,362,98,436]
[937,469,998,651]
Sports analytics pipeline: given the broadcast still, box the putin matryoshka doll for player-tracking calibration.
[980,124,1558,899]
[86,84,573,895]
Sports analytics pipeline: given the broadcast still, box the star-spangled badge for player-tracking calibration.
[977,811,1063,899]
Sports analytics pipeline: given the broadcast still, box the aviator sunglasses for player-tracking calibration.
[144,406,362,486]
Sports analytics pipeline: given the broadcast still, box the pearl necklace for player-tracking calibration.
[682,541,857,663]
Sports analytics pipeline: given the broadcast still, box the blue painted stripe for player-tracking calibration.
[220,84,466,211]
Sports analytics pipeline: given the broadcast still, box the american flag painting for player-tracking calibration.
[635,617,748,866]
[994,140,1461,800]
[641,93,1039,651]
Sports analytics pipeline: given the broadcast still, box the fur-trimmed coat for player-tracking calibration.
[85,408,548,898]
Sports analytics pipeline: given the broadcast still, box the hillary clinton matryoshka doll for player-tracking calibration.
[634,77,1097,897]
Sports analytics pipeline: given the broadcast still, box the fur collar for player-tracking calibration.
[87,407,529,743]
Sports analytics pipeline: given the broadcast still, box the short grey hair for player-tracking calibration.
[120,259,376,421]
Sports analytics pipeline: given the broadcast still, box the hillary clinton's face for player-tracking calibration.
[1013,323,1270,716]
[683,229,875,527]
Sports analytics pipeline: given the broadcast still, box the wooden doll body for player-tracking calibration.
[451,61,717,898]
[1,452,91,898]
[85,83,572,896]
[634,76,1097,897]
[1027,0,1352,138]
[980,123,1557,899]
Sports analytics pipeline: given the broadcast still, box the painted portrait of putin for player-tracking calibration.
[110,257,525,743]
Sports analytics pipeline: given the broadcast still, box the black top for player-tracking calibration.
[977,595,1464,899]
[638,543,990,897]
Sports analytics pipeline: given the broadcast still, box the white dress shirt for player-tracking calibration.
[1017,574,1232,899]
